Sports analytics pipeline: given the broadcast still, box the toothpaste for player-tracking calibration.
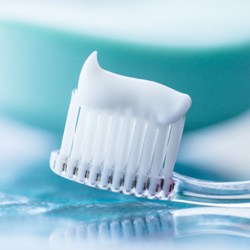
[77,51,191,125]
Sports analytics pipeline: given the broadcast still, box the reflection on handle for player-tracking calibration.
[50,206,250,249]
[171,173,250,207]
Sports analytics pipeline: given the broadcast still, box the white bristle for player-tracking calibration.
[92,114,112,167]
[74,111,98,182]
[70,109,88,159]
[152,126,171,176]
[123,119,147,192]
[60,92,78,157]
[51,98,186,199]
[55,92,79,174]
[111,116,135,191]
[135,123,158,195]
[162,117,185,194]
[65,108,88,178]
[100,115,122,188]
[89,114,112,185]
[78,112,100,169]
[147,126,171,195]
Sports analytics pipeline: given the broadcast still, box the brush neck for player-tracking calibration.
[170,172,250,207]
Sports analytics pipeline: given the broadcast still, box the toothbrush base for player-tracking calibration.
[50,150,175,200]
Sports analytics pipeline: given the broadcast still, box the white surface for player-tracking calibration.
[0,0,250,47]
[0,116,56,180]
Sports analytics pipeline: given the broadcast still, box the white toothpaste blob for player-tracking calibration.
[77,51,191,125]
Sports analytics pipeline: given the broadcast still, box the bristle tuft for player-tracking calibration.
[51,93,186,199]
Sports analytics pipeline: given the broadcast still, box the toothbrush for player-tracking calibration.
[50,52,250,207]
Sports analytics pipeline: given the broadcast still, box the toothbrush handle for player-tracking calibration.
[170,172,250,207]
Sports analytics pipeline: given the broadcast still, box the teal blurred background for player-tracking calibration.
[0,1,250,134]
[0,1,250,250]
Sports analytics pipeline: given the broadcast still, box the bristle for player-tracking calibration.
[162,117,185,194]
[99,115,122,188]
[123,119,147,193]
[64,107,88,178]
[54,92,79,174]
[147,125,171,196]
[111,115,136,191]
[135,123,158,195]
[60,92,79,157]
[88,114,112,185]
[51,94,185,199]
[150,126,171,175]
[74,111,99,182]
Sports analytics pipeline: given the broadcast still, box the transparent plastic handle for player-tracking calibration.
[170,172,250,207]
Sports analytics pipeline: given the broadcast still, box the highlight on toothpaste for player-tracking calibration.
[50,51,191,199]
[50,52,250,205]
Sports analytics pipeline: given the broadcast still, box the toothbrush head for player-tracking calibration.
[50,51,191,199]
